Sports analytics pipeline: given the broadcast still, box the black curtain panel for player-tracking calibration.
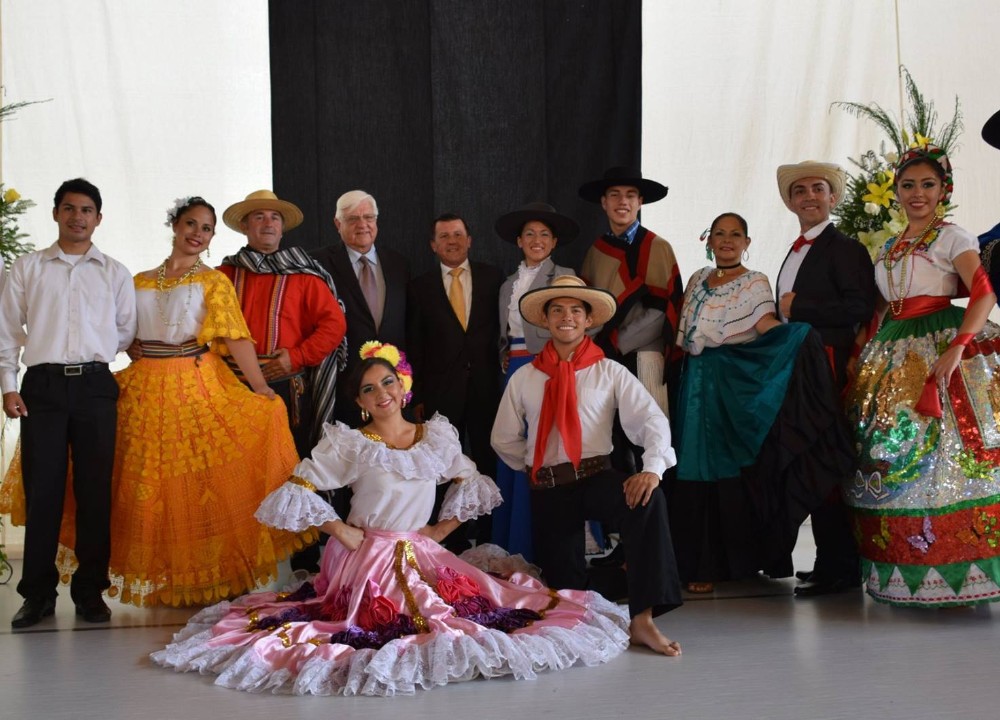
[269,0,642,277]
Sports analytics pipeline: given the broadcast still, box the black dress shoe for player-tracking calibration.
[11,598,56,629]
[75,596,111,623]
[795,569,815,581]
[590,543,625,568]
[793,576,861,597]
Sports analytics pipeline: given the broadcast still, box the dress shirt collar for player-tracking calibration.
[802,219,832,242]
[42,241,108,266]
[606,220,640,244]
[439,258,471,280]
[344,243,378,267]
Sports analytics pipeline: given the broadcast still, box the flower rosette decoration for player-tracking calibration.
[435,565,542,632]
[324,580,417,649]
[832,67,962,260]
[359,340,414,403]
[321,583,352,621]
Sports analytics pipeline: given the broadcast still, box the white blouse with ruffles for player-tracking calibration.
[677,268,776,356]
[256,414,502,533]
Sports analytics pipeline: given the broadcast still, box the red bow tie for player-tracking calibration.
[791,235,813,253]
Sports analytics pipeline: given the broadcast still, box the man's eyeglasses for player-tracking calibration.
[345,214,378,225]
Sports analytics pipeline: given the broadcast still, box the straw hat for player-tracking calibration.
[578,166,668,204]
[223,190,304,233]
[494,202,579,244]
[518,275,617,328]
[776,161,846,212]
[983,108,1000,150]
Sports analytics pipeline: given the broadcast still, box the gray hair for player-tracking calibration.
[335,190,379,222]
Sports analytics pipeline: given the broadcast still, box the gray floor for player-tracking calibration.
[1,529,996,720]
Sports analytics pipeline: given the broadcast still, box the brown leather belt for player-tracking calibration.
[530,454,612,489]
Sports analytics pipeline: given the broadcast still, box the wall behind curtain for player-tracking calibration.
[0,0,273,280]
[643,0,1000,324]
[269,0,643,278]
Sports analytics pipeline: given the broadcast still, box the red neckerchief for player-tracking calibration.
[530,336,605,480]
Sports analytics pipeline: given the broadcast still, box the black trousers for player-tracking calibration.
[17,366,118,602]
[810,492,860,582]
[530,468,682,618]
[270,375,314,459]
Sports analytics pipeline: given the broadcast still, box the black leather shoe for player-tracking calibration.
[793,576,861,597]
[590,543,625,568]
[75,596,111,623]
[795,569,815,581]
[11,598,56,629]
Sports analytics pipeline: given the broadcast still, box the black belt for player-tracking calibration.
[32,362,109,376]
[530,454,612,489]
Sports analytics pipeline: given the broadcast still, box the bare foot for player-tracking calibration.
[629,609,681,656]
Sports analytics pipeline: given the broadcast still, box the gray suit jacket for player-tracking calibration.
[498,257,576,360]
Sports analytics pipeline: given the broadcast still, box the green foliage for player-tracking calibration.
[0,99,50,267]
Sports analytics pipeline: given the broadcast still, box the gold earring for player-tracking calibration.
[360,408,370,422]
[934,203,946,219]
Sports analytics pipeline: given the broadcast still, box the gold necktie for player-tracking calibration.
[448,267,467,330]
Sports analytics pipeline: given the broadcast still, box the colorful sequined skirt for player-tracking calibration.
[846,305,1000,606]
[107,352,312,606]
[151,528,629,696]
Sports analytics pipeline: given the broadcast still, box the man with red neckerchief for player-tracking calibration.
[491,276,683,656]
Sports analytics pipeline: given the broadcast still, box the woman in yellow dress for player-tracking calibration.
[108,196,311,606]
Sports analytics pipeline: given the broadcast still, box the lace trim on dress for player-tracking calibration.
[149,592,629,696]
[256,482,340,532]
[440,471,503,522]
[322,415,460,482]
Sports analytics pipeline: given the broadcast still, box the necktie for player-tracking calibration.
[358,256,379,324]
[791,235,813,253]
[448,267,467,330]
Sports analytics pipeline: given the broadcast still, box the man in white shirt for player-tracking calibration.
[491,276,682,656]
[0,178,136,628]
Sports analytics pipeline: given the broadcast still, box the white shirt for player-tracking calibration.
[776,219,831,321]
[506,262,542,339]
[491,357,677,476]
[0,242,137,393]
[875,224,979,299]
[439,259,472,326]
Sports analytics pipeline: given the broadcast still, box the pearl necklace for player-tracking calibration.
[156,257,203,328]
[883,217,940,316]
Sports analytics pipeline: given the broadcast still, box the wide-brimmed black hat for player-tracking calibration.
[577,166,668,204]
[983,108,1000,150]
[494,202,580,244]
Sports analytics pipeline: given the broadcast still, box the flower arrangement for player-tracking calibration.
[832,67,963,260]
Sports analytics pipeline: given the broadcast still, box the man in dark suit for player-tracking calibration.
[775,160,876,597]
[407,213,504,545]
[311,190,410,427]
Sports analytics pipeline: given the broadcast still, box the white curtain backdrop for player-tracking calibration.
[643,0,1000,324]
[0,0,272,283]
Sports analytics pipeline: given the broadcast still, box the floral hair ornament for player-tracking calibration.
[359,340,414,403]
[164,196,205,227]
[894,142,954,206]
[699,227,713,260]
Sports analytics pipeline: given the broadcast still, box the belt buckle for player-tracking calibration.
[63,364,84,376]
[533,466,556,489]
[575,464,587,481]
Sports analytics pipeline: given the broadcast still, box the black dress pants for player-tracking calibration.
[17,366,118,602]
[530,468,683,618]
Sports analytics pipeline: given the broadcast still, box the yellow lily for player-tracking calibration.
[3,187,21,203]
[862,179,895,208]
[908,132,933,148]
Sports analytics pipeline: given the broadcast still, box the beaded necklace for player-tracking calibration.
[883,217,940,316]
[155,257,203,328]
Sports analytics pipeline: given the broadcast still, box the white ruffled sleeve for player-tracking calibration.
[254,422,362,531]
[424,415,503,522]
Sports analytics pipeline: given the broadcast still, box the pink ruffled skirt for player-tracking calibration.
[151,529,629,695]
